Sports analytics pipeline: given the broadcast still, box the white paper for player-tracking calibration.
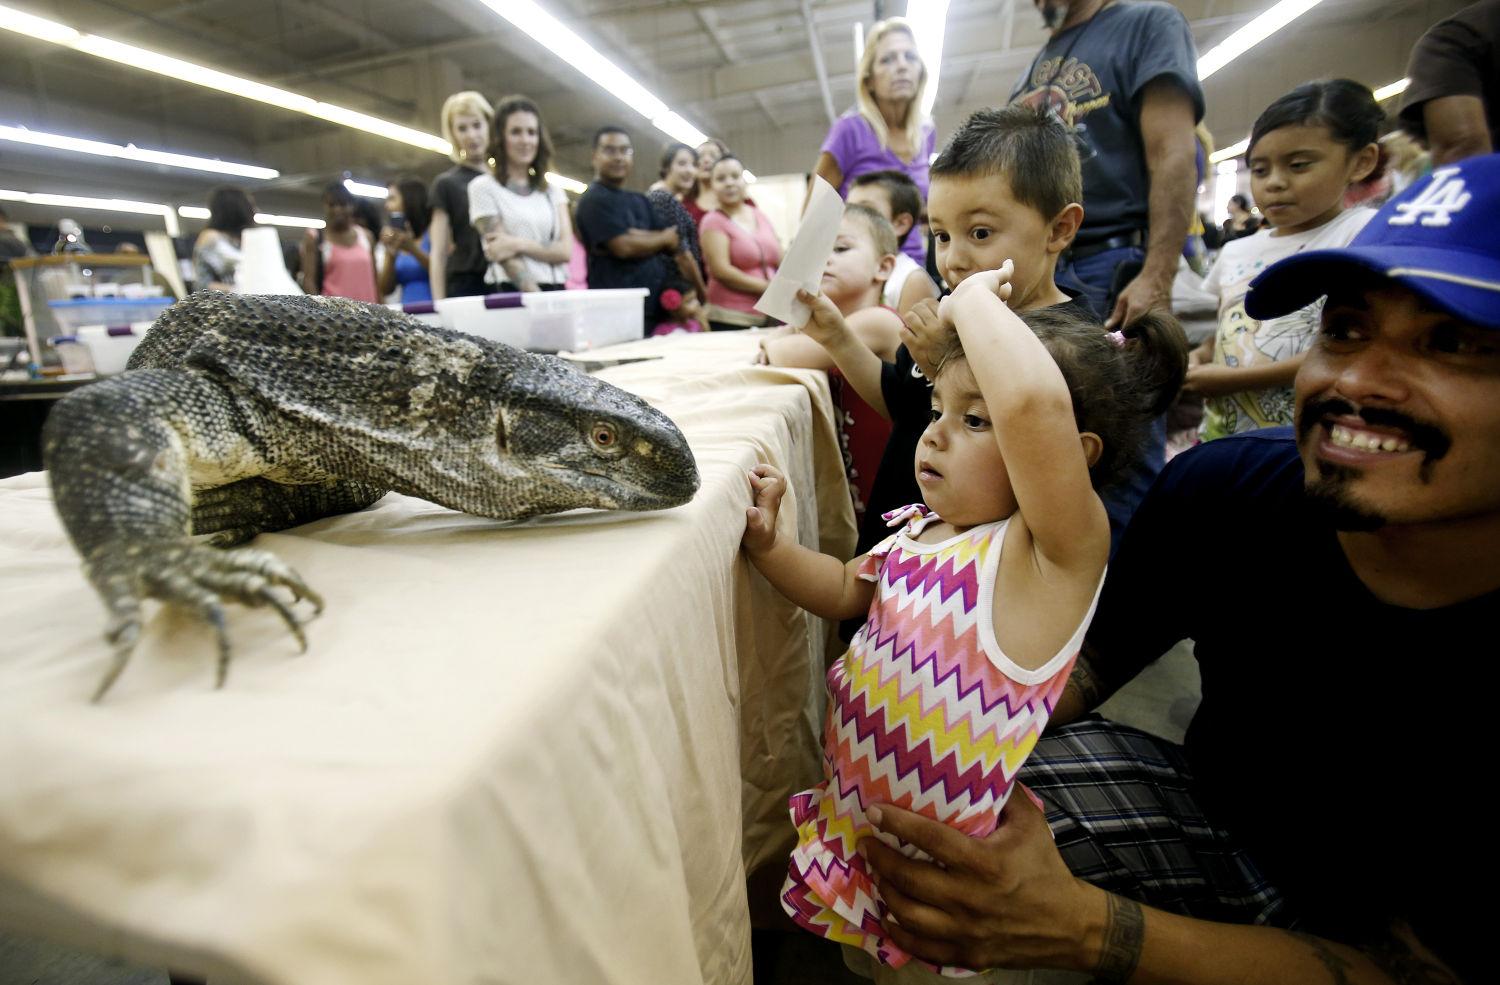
[754,176,844,329]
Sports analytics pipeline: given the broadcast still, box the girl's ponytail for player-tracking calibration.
[1121,312,1188,417]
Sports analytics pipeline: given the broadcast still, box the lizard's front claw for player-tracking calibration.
[85,540,322,701]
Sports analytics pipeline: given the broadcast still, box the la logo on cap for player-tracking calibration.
[1390,167,1472,228]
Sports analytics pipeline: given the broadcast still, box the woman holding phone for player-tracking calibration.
[378,177,433,303]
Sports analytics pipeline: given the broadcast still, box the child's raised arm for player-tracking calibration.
[944,267,1110,573]
[742,464,876,621]
[760,291,890,417]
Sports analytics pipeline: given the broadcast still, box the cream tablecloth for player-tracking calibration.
[0,330,855,985]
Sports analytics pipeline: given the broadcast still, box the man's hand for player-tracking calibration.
[660,226,680,253]
[742,464,787,555]
[1106,267,1173,330]
[862,789,1105,973]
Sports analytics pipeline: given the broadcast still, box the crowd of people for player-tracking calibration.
[164,1,1500,981]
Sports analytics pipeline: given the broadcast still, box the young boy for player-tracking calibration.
[797,106,1090,553]
[846,170,939,316]
[760,205,905,368]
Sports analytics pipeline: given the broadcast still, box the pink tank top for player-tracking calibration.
[321,226,379,303]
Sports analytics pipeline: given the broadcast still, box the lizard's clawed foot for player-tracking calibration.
[86,540,323,701]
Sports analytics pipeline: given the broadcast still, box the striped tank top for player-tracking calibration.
[781,504,1101,975]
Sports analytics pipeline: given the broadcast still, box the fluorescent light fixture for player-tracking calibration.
[908,0,951,116]
[1208,138,1249,165]
[0,5,596,197]
[0,188,171,217]
[177,205,324,229]
[343,178,387,199]
[546,172,588,195]
[1198,0,1326,81]
[253,212,325,229]
[0,124,278,179]
[470,0,709,147]
[1208,76,1408,164]
[0,3,450,155]
[1374,77,1410,102]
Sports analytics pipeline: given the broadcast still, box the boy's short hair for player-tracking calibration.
[930,106,1082,222]
[851,170,922,239]
[842,204,899,259]
[593,125,631,149]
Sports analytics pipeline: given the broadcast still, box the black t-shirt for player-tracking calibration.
[1399,0,1500,148]
[574,182,668,306]
[429,165,486,283]
[1008,1,1204,243]
[859,297,1097,553]
[1086,428,1489,978]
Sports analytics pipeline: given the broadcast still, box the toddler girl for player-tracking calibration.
[742,262,1186,980]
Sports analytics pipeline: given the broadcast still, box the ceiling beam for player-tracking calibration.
[801,0,839,127]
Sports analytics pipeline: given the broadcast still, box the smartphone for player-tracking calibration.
[386,211,406,232]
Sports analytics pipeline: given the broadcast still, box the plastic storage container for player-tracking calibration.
[386,301,445,329]
[436,294,530,348]
[390,289,646,352]
[47,297,173,331]
[522,288,646,352]
[75,323,152,374]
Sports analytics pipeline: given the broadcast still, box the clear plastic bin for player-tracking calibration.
[76,323,152,374]
[433,294,530,348]
[47,297,173,331]
[522,289,646,352]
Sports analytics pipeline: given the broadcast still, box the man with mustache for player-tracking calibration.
[856,156,1500,983]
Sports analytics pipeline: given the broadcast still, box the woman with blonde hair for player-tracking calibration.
[428,90,493,299]
[811,17,937,265]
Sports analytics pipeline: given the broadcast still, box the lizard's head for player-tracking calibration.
[500,364,699,513]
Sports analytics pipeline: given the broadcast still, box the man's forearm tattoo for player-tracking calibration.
[1294,933,1355,985]
[1094,894,1145,983]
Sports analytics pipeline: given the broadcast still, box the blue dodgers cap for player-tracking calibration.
[1244,153,1500,329]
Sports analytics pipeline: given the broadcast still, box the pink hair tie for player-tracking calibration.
[1105,330,1127,348]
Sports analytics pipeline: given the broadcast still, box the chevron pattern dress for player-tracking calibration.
[781,505,1098,977]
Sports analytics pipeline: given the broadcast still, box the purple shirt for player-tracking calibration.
[821,110,937,264]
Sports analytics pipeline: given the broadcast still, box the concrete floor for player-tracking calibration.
[0,642,1201,985]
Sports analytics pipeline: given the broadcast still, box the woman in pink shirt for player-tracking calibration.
[699,155,780,330]
[298,182,380,303]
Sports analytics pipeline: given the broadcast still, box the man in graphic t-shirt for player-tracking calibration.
[1008,0,1202,329]
[1008,0,1204,539]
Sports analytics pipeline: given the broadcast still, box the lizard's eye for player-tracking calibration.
[588,421,623,456]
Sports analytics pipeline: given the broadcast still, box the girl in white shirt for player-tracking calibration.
[1185,79,1386,440]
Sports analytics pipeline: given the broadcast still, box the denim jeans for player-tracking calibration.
[1055,244,1163,556]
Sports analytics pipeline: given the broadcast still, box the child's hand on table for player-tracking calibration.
[742,464,787,554]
